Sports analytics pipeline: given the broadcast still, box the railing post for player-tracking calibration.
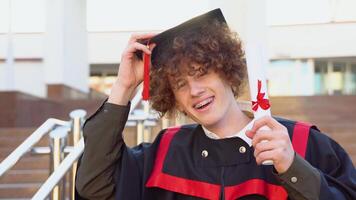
[137,120,144,145]
[69,109,86,200]
[162,116,169,129]
[49,126,69,200]
[143,125,151,143]
[142,102,152,142]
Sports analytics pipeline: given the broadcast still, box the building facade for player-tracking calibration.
[0,0,355,98]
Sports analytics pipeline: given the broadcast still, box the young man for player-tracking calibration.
[76,9,355,200]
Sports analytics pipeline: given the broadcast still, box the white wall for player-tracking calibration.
[88,32,131,64]
[44,0,88,93]
[268,22,356,59]
[86,0,210,32]
[14,62,46,97]
[0,62,46,97]
[267,0,356,25]
[1,0,356,97]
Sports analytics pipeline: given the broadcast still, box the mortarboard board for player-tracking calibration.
[136,8,227,100]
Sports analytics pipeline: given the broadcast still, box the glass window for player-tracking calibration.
[314,61,327,95]
[333,62,346,72]
[315,61,327,73]
[351,64,356,74]
[349,64,356,94]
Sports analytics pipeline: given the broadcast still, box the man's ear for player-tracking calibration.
[176,106,187,116]
[175,102,183,113]
[176,104,188,116]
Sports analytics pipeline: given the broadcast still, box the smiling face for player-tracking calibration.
[149,20,247,118]
[170,68,238,128]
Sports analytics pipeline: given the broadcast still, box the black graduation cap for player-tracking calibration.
[138,8,227,100]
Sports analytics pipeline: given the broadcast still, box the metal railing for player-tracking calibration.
[0,109,87,200]
[0,118,70,177]
[32,138,84,200]
[33,117,157,200]
[0,90,160,199]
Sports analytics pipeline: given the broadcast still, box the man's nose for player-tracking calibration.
[188,79,205,96]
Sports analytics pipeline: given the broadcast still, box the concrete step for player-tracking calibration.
[0,128,36,137]
[0,182,73,199]
[0,136,50,150]
[9,155,49,171]
[0,169,49,184]
[0,154,49,173]
[0,183,40,199]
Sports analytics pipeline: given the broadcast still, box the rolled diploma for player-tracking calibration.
[245,43,273,165]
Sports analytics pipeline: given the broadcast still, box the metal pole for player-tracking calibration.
[137,121,144,145]
[143,126,151,143]
[49,126,69,200]
[60,134,67,199]
[69,110,86,200]
[143,102,151,142]
[162,117,169,129]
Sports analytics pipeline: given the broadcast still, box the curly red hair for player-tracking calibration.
[149,20,246,117]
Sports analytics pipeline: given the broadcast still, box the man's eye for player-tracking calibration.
[195,72,207,79]
[198,72,206,77]
[174,80,186,90]
[177,82,186,89]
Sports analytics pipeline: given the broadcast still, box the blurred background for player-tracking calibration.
[0,0,355,199]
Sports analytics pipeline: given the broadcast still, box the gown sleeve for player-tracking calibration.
[278,127,356,200]
[75,101,130,200]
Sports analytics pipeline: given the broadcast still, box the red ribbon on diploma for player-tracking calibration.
[252,80,270,111]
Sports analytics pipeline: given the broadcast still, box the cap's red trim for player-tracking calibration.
[225,179,288,200]
[292,122,311,159]
[142,52,150,100]
[145,126,221,199]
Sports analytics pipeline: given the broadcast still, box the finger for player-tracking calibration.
[253,140,284,158]
[255,149,278,165]
[149,43,156,50]
[251,130,277,147]
[126,42,152,55]
[129,33,157,43]
[246,127,276,141]
[250,116,282,132]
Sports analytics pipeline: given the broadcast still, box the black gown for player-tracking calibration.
[75,103,356,200]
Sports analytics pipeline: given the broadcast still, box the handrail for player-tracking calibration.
[0,118,70,177]
[32,138,84,200]
[0,96,159,199]
[130,87,143,113]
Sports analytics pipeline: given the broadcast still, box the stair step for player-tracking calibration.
[0,183,41,198]
[0,169,49,184]
[10,155,49,171]
[0,128,36,137]
[0,136,49,149]
[0,148,50,160]
[0,154,49,171]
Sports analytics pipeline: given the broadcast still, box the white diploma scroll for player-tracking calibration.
[245,43,273,165]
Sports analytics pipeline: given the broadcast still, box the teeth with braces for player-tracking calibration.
[194,97,213,109]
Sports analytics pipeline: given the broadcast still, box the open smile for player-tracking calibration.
[193,96,214,112]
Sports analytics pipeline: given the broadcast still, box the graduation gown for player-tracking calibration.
[75,102,356,200]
